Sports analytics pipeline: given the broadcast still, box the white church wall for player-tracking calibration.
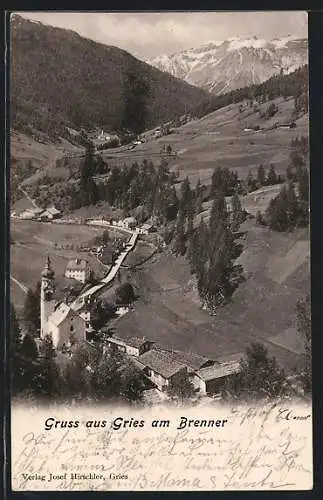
[48,311,86,348]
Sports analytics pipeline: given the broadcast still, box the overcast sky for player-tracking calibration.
[17,11,308,59]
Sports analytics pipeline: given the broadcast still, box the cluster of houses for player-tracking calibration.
[12,205,61,221]
[109,217,157,234]
[103,334,241,397]
[40,255,241,400]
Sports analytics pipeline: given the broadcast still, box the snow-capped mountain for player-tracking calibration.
[147,36,308,95]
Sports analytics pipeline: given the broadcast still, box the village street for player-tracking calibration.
[70,230,139,310]
[11,211,141,311]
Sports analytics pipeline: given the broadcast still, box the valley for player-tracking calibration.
[10,95,309,374]
[9,13,310,401]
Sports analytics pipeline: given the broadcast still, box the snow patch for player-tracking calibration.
[228,37,267,51]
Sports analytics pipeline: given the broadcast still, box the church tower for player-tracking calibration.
[40,255,56,339]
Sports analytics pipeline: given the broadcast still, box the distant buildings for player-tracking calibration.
[137,222,156,235]
[39,206,61,221]
[113,216,137,230]
[65,258,90,284]
[16,206,61,221]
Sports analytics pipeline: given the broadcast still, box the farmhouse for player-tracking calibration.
[65,258,90,284]
[138,349,188,391]
[39,206,61,221]
[192,361,241,395]
[105,335,154,357]
[122,217,137,230]
[138,223,156,235]
[20,207,43,219]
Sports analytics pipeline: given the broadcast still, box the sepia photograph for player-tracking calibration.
[8,10,311,491]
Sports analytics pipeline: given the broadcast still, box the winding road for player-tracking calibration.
[70,230,139,311]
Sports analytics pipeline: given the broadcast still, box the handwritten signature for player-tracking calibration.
[11,404,312,491]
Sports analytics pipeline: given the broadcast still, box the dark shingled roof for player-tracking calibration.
[138,349,186,379]
[197,361,241,381]
[66,258,88,270]
[158,349,218,371]
[108,336,153,349]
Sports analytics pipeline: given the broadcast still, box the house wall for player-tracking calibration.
[146,369,168,390]
[145,366,187,391]
[125,345,140,357]
[169,367,188,388]
[65,268,89,283]
[190,373,207,394]
[107,341,126,353]
[79,310,91,328]
[48,311,86,348]
[205,375,234,395]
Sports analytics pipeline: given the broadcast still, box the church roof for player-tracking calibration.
[49,302,72,326]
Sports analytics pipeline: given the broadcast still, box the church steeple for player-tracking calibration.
[42,254,54,279]
[40,255,56,339]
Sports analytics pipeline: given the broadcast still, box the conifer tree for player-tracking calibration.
[296,295,311,394]
[35,336,62,399]
[209,195,228,236]
[286,181,299,227]
[246,170,257,192]
[267,164,277,185]
[231,192,244,232]
[173,209,187,256]
[266,183,299,231]
[194,178,204,214]
[298,167,309,202]
[233,342,289,399]
[23,284,40,334]
[20,333,38,361]
[257,164,266,186]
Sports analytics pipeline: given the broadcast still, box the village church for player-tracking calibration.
[40,256,86,348]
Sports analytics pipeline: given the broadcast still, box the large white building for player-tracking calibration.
[65,258,90,284]
[40,256,86,349]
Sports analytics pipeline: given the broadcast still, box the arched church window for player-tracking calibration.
[70,325,74,332]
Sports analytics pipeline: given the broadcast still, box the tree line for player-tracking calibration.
[257,135,309,231]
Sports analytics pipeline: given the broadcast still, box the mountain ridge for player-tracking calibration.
[147,36,308,94]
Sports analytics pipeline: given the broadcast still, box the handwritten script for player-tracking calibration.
[11,402,312,491]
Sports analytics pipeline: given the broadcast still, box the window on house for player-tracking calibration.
[70,325,74,332]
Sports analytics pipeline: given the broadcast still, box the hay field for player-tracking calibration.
[100,97,308,187]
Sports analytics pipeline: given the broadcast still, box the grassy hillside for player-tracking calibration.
[112,218,309,371]
[94,96,308,187]
[10,15,209,138]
